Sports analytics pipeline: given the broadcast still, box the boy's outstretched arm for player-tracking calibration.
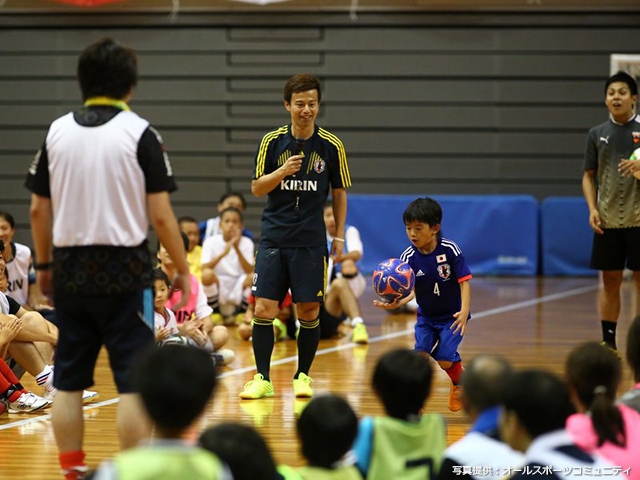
[451,280,470,336]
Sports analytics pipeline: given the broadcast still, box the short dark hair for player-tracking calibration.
[284,74,322,104]
[0,211,15,229]
[133,345,217,437]
[219,191,247,210]
[0,239,4,254]
[605,71,638,97]
[373,349,432,420]
[627,314,640,383]
[403,197,442,228]
[566,342,625,447]
[178,216,199,226]
[502,369,574,439]
[152,267,171,289]
[77,37,138,101]
[219,206,243,223]
[200,423,278,480]
[297,394,357,469]
[463,354,513,413]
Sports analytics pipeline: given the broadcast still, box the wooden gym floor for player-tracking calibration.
[0,276,637,480]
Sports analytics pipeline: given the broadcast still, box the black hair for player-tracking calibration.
[403,197,443,231]
[178,216,199,225]
[219,206,244,223]
[156,231,189,256]
[372,349,432,420]
[132,345,217,438]
[627,315,640,383]
[605,71,638,97]
[297,394,358,469]
[463,354,513,413]
[0,211,15,229]
[77,38,138,101]
[219,191,247,210]
[152,267,171,289]
[200,423,278,480]
[0,239,4,254]
[284,74,322,104]
[566,342,625,447]
[502,369,574,439]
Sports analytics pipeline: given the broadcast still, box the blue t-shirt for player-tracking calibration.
[400,237,472,323]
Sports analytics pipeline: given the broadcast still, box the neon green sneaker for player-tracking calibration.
[273,318,287,342]
[352,323,369,344]
[293,373,313,398]
[239,374,274,399]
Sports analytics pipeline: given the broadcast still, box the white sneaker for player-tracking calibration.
[211,349,235,366]
[8,392,50,413]
[44,386,99,404]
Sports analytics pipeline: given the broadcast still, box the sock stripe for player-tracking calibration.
[299,318,320,329]
[252,316,274,326]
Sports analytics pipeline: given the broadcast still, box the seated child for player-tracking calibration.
[620,314,640,413]
[157,234,234,366]
[179,216,204,281]
[353,348,446,480]
[280,394,361,480]
[201,207,254,325]
[200,422,280,480]
[91,345,232,480]
[199,191,253,243]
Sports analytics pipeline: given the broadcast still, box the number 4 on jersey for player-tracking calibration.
[433,282,440,296]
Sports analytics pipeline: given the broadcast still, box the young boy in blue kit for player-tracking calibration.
[375,197,471,412]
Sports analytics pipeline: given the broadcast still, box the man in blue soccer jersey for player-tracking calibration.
[583,71,640,354]
[375,197,471,412]
[240,74,352,400]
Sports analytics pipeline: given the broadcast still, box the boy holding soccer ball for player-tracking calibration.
[374,197,471,412]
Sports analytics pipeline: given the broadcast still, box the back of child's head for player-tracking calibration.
[502,369,574,439]
[133,344,216,437]
[153,267,171,289]
[403,197,442,227]
[199,422,277,480]
[373,349,432,420]
[605,71,638,97]
[297,394,358,469]
[627,314,640,383]
[566,341,625,447]
[219,191,247,210]
[463,354,513,413]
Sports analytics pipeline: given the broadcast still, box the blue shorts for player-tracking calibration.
[53,288,154,393]
[253,246,327,304]
[414,315,463,362]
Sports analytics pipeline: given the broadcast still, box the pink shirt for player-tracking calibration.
[566,403,640,479]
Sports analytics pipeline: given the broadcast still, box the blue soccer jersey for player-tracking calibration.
[400,238,472,323]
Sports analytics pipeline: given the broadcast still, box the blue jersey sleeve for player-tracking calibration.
[353,416,375,475]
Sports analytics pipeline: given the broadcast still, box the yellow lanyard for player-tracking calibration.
[84,96,131,111]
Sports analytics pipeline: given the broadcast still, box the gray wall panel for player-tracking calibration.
[0,13,635,243]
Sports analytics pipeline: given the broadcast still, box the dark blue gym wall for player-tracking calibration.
[1,10,639,244]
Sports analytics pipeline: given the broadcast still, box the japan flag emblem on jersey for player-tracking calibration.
[437,264,451,280]
[314,158,325,174]
[436,254,447,263]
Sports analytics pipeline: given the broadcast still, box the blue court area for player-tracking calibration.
[347,194,595,276]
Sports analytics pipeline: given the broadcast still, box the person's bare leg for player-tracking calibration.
[117,393,151,450]
[16,312,58,345]
[35,341,55,365]
[52,390,84,452]
[600,270,623,349]
[7,341,46,377]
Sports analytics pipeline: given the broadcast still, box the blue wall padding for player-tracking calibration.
[347,194,539,276]
[540,197,596,276]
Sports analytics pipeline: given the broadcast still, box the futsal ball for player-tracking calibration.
[159,335,188,347]
[372,258,415,302]
[630,148,640,160]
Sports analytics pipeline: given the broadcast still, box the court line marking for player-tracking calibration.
[0,283,597,432]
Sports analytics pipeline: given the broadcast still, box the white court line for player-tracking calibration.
[0,283,597,432]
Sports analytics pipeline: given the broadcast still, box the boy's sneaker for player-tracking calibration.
[211,349,235,366]
[8,392,50,413]
[210,313,224,325]
[599,341,621,359]
[239,374,275,399]
[293,373,313,398]
[44,386,99,404]
[448,385,463,412]
[352,323,369,344]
